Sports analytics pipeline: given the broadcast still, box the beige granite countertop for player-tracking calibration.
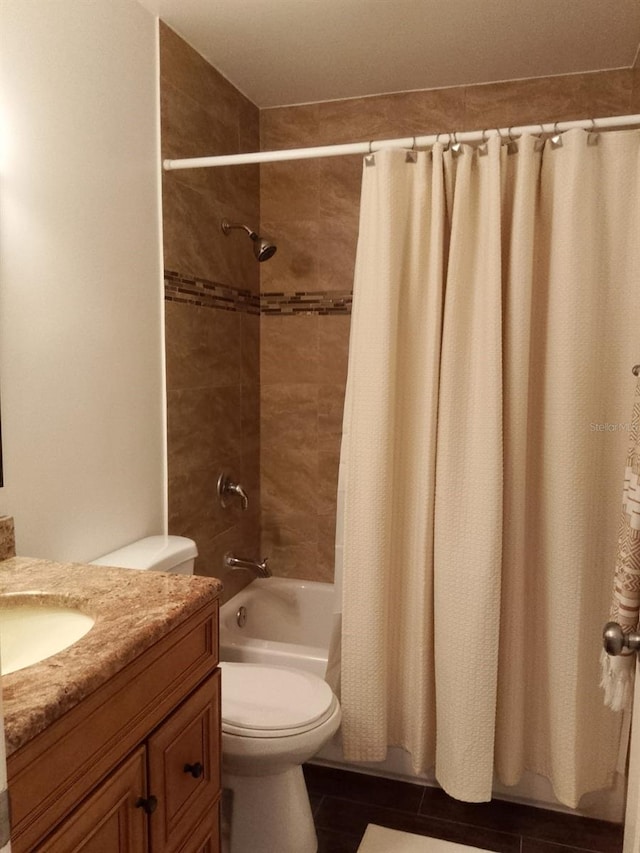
[0,556,223,757]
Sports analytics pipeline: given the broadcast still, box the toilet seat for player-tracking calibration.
[220,661,337,738]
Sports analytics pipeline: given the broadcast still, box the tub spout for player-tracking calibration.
[224,552,271,578]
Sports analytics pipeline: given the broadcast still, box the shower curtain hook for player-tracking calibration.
[533,124,546,152]
[365,139,376,166]
[478,128,489,157]
[405,136,418,163]
[550,121,563,148]
[587,117,599,146]
[507,126,519,155]
[451,130,463,157]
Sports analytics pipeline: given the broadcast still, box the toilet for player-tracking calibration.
[91,535,341,853]
[220,660,341,853]
[90,534,198,574]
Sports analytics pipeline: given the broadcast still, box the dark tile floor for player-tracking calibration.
[304,764,624,853]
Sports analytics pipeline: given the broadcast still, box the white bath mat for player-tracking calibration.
[357,824,492,853]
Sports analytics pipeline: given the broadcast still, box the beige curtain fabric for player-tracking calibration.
[336,129,640,807]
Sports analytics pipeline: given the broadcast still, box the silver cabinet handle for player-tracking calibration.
[603,621,640,655]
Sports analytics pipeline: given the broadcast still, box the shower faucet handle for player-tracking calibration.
[217,472,249,511]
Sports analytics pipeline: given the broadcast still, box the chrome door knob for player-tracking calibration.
[603,621,640,656]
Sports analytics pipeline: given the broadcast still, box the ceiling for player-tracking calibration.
[138,0,640,108]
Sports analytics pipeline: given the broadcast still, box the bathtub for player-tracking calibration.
[219,577,334,678]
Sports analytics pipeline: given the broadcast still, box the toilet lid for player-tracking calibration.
[220,662,337,737]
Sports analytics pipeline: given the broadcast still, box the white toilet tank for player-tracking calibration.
[90,535,198,575]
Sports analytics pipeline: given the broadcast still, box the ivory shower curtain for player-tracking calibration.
[333,128,640,807]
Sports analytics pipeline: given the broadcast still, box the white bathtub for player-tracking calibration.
[219,577,334,678]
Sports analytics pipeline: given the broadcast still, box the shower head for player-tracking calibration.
[221,219,278,262]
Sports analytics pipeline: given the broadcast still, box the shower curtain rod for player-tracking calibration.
[163,113,640,171]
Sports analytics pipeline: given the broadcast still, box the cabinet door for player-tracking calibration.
[37,747,148,853]
[175,800,220,853]
[147,672,220,853]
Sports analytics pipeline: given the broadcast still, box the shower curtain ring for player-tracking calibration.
[507,126,518,154]
[533,124,546,151]
[451,130,462,156]
[587,117,599,146]
[478,128,489,156]
[551,121,563,148]
[405,135,418,162]
[365,139,376,166]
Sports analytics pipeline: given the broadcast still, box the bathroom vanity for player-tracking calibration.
[0,554,223,852]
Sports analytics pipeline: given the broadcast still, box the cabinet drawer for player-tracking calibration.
[148,671,220,853]
[37,747,148,853]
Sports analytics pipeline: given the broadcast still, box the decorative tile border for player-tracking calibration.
[164,271,352,316]
[164,270,260,314]
[261,290,352,315]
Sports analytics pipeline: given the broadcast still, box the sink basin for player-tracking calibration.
[0,593,95,675]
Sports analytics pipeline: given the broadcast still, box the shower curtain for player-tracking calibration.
[332,128,640,808]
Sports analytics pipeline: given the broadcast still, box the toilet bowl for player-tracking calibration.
[220,661,341,853]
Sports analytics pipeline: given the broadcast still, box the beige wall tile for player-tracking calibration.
[317,315,351,385]
[261,446,319,517]
[261,384,319,449]
[317,514,337,583]
[259,219,319,293]
[261,103,319,150]
[160,22,239,125]
[165,302,242,391]
[318,384,346,453]
[167,386,242,472]
[381,87,467,135]
[261,315,320,384]
[629,69,640,112]
[260,159,320,222]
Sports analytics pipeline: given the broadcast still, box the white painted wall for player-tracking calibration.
[0,0,166,561]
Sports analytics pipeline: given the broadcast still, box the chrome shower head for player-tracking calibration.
[221,219,278,262]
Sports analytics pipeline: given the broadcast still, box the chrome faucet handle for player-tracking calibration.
[217,472,249,511]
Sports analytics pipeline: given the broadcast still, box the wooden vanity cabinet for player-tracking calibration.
[7,598,221,853]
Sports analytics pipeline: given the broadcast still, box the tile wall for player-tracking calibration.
[160,24,261,601]
[259,67,640,581]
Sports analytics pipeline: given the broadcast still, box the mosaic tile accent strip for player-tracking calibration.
[261,290,352,315]
[164,270,260,314]
[165,271,353,315]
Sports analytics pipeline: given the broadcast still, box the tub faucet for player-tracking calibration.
[224,552,272,578]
